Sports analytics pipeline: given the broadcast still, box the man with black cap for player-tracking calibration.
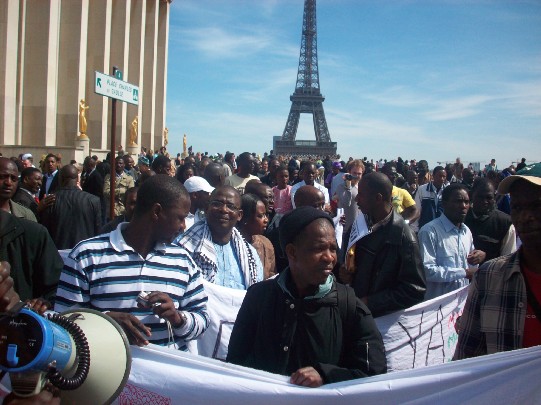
[454,162,541,359]
[227,206,386,387]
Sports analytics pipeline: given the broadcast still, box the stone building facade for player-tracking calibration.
[0,0,170,162]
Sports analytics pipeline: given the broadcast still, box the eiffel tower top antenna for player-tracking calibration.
[295,0,321,95]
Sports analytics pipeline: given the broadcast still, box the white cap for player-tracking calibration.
[21,153,33,160]
[184,176,214,194]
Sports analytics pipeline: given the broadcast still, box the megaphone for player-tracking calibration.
[0,307,131,405]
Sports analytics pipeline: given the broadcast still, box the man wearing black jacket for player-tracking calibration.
[40,164,101,249]
[342,172,426,317]
[227,207,386,387]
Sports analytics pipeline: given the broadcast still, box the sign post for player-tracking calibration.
[95,68,140,219]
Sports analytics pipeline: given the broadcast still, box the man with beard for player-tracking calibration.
[418,183,486,300]
[55,175,208,350]
[454,162,541,358]
[464,178,516,263]
[176,185,263,290]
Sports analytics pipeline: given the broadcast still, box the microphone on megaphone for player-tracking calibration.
[0,306,131,405]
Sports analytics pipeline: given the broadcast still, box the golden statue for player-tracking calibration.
[129,116,138,146]
[163,127,169,147]
[78,99,89,138]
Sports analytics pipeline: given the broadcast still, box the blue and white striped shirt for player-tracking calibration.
[54,223,209,350]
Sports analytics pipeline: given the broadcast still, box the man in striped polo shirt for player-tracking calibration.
[55,175,209,350]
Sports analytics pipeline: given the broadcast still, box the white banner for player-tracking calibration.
[189,280,468,372]
[117,344,541,405]
[375,286,468,371]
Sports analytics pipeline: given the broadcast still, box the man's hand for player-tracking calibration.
[465,267,477,280]
[3,390,60,405]
[338,264,353,285]
[0,262,20,312]
[37,195,55,213]
[107,311,151,346]
[467,250,486,265]
[290,367,323,388]
[25,298,51,315]
[146,292,183,327]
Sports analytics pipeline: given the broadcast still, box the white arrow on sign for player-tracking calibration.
[94,71,140,106]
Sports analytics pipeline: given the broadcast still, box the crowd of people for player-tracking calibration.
[0,146,539,400]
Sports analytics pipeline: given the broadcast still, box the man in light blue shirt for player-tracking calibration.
[418,183,486,300]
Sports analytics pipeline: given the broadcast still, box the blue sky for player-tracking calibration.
[165,0,541,168]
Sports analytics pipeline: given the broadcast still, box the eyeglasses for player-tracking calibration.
[209,200,240,212]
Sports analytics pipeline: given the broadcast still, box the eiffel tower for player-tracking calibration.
[273,0,337,157]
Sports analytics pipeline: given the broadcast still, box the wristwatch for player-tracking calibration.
[177,311,188,327]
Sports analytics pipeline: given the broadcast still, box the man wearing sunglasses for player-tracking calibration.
[176,186,263,290]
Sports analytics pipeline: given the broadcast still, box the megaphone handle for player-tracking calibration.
[45,313,90,391]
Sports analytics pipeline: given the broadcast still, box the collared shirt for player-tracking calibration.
[54,223,209,350]
[290,180,330,209]
[213,241,245,290]
[44,170,58,195]
[412,181,449,231]
[183,210,205,233]
[418,214,475,300]
[453,251,526,359]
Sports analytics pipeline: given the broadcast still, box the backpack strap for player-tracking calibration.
[336,283,357,356]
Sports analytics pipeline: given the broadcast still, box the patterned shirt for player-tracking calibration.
[55,223,209,350]
[453,251,526,359]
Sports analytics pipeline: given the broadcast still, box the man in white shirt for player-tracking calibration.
[291,162,330,209]
[183,176,214,231]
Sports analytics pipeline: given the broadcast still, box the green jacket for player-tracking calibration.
[0,211,62,302]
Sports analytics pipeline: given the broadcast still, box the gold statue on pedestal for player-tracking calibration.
[129,116,138,146]
[78,99,89,139]
[163,127,169,147]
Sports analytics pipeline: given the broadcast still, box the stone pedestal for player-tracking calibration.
[126,144,139,157]
[75,135,90,157]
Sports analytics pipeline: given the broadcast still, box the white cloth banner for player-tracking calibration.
[117,344,541,405]
[189,280,468,372]
[375,286,468,371]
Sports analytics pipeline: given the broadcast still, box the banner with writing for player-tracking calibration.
[189,280,468,372]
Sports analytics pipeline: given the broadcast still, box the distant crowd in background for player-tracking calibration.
[1,143,540,392]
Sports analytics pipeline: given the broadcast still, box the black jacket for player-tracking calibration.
[352,210,426,317]
[464,208,512,263]
[227,271,387,383]
[38,172,59,200]
[12,186,39,217]
[40,186,102,249]
[0,211,63,302]
[82,169,104,199]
